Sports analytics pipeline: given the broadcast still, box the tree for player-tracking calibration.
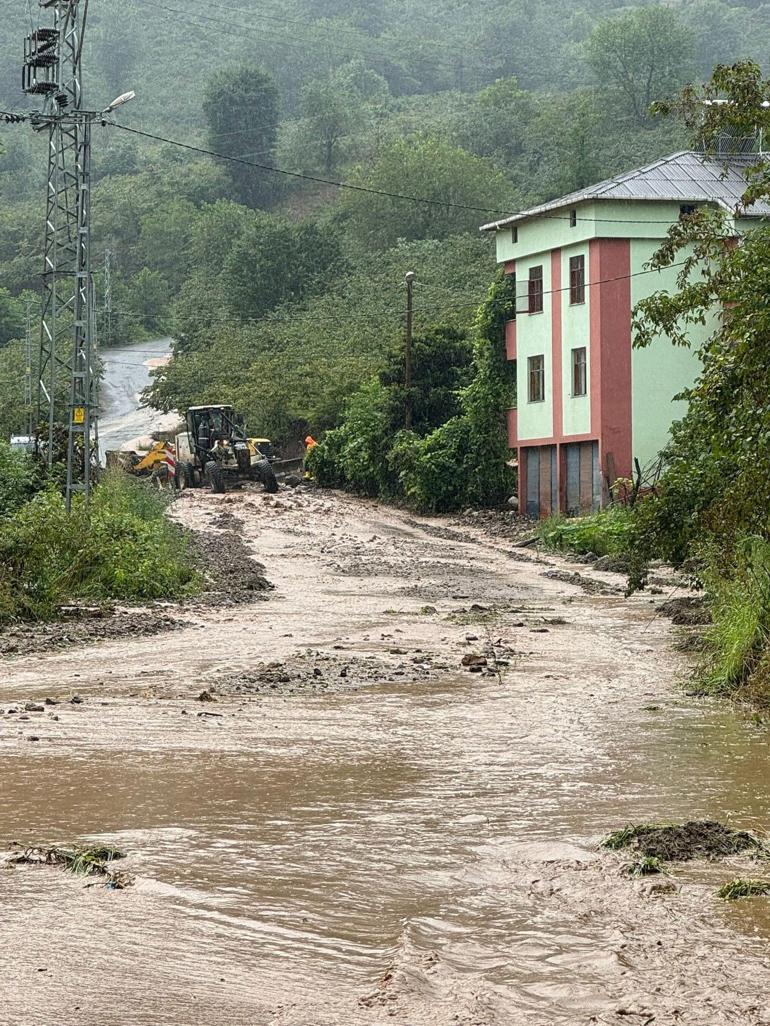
[0,288,26,348]
[341,137,513,250]
[282,60,390,174]
[630,62,770,569]
[222,213,345,323]
[202,65,280,208]
[586,6,696,123]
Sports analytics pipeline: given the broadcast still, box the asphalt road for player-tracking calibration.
[98,337,178,458]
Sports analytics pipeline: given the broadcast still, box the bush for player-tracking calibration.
[538,506,636,557]
[0,472,199,623]
[401,273,516,513]
[0,442,41,516]
[698,536,770,701]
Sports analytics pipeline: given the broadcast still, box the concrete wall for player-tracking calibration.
[629,239,711,471]
[514,252,553,441]
[494,200,694,265]
[560,243,591,438]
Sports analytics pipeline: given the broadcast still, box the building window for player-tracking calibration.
[511,226,518,244]
[569,254,586,305]
[572,347,587,397]
[528,265,543,313]
[680,203,697,218]
[569,209,577,228]
[528,354,545,403]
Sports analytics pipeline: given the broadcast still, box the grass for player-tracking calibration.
[626,856,665,877]
[0,472,200,624]
[537,506,635,558]
[601,824,660,851]
[717,878,770,900]
[10,845,126,876]
[698,536,770,704]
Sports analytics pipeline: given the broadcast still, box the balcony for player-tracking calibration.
[507,408,517,448]
[505,319,517,361]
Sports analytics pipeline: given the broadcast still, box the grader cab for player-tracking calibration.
[175,405,278,494]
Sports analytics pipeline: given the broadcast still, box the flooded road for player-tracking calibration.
[98,337,177,457]
[1,489,769,1025]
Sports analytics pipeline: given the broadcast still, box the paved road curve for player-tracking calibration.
[98,337,178,459]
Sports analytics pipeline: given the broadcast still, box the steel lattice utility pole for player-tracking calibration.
[23,0,95,507]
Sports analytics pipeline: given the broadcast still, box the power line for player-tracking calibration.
[107,121,513,215]
[106,121,758,227]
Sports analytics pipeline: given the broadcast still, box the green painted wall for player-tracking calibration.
[493,200,691,264]
[630,239,712,471]
[560,243,591,437]
[515,253,553,441]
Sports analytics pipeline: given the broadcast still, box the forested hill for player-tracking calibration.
[0,0,768,443]
[1,0,767,129]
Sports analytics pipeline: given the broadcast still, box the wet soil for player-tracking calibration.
[1,488,770,1026]
[605,820,767,862]
[0,518,273,657]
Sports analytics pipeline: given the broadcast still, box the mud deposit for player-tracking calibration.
[1,489,770,1025]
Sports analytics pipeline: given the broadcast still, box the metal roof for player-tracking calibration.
[480,150,770,231]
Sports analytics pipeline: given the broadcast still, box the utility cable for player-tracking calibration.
[105,122,760,227]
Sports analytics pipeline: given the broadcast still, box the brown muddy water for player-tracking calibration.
[1,490,769,1026]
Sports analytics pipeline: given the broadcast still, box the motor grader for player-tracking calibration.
[176,405,278,493]
[106,405,278,494]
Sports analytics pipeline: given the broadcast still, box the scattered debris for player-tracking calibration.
[602,821,767,862]
[717,878,770,900]
[657,596,712,627]
[625,856,665,877]
[6,845,132,887]
[541,568,622,596]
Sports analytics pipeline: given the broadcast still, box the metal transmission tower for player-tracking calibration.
[23,0,96,507]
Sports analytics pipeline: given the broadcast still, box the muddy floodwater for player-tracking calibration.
[1,489,770,1025]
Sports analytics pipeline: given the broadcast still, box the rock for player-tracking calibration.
[593,554,630,573]
[24,703,44,713]
[284,474,302,487]
[461,654,488,668]
[507,495,519,510]
[69,695,83,704]
[44,698,58,706]
[197,690,216,702]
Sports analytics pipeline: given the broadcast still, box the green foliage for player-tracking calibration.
[202,64,280,208]
[0,473,199,624]
[0,442,41,517]
[585,5,695,123]
[626,856,665,878]
[630,63,770,704]
[283,59,390,174]
[537,507,635,558]
[717,879,770,900]
[0,286,27,347]
[400,273,516,512]
[341,137,513,250]
[150,235,491,446]
[307,325,473,497]
[697,537,770,700]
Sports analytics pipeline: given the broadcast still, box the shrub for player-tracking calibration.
[537,506,635,557]
[698,535,770,700]
[0,441,41,516]
[0,472,199,623]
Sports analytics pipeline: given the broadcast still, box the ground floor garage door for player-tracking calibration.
[564,440,601,515]
[524,445,557,518]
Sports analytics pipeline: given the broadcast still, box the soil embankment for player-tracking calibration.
[1,487,769,1025]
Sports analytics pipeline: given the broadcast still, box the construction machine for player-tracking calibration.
[175,405,278,493]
